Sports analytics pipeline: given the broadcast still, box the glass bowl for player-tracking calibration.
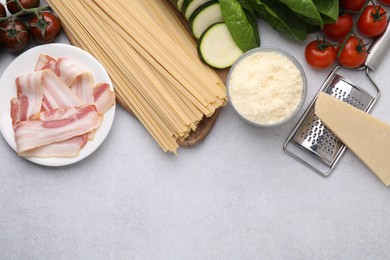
[226,46,308,127]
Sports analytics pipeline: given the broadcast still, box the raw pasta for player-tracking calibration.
[46,0,227,153]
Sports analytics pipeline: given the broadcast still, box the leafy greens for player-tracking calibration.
[219,0,260,52]
[221,0,339,41]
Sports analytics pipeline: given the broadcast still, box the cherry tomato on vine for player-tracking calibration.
[6,0,40,15]
[305,40,337,69]
[379,0,390,5]
[337,36,367,68]
[340,0,366,11]
[29,12,62,44]
[0,4,6,18]
[0,19,30,52]
[357,5,387,37]
[323,13,353,40]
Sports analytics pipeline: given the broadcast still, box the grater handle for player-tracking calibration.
[365,20,390,71]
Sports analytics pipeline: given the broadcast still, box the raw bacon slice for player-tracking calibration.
[41,69,83,110]
[15,105,102,153]
[93,83,115,114]
[10,71,44,128]
[56,57,89,86]
[35,55,112,108]
[10,54,114,159]
[31,105,91,157]
[35,54,58,72]
[15,70,44,117]
[88,130,96,140]
[10,98,26,129]
[51,57,96,105]
[70,73,95,104]
[39,105,83,121]
[19,135,88,158]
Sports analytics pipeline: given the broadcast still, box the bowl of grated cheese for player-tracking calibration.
[226,47,307,127]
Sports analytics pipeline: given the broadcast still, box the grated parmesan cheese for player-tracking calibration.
[228,50,304,126]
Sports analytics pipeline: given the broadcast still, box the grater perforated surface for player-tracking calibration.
[292,74,374,166]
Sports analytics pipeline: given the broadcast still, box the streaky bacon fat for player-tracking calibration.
[15,105,102,153]
[11,54,114,158]
[41,69,83,110]
[19,135,88,158]
[14,71,44,120]
[56,57,89,86]
[93,83,116,114]
[70,73,95,104]
[35,54,58,72]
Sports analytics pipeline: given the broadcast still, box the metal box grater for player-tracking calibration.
[283,68,380,177]
[284,20,389,177]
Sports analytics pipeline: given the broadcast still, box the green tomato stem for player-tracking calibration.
[336,0,371,58]
[15,0,26,12]
[0,1,50,23]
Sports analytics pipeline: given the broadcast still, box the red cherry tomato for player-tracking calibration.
[323,13,353,40]
[337,36,367,68]
[29,12,62,44]
[357,5,387,37]
[0,4,6,18]
[6,0,40,14]
[379,0,390,5]
[305,40,337,69]
[0,19,30,52]
[340,0,366,11]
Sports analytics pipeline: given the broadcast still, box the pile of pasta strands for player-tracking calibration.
[46,0,227,153]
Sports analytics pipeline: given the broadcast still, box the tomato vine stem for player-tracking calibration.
[0,0,50,23]
[337,0,372,58]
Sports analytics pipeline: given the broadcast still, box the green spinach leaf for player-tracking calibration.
[236,0,259,45]
[313,0,339,24]
[219,0,259,52]
[249,0,316,41]
[277,0,323,27]
[237,0,256,15]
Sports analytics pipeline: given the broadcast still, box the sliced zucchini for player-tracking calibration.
[177,0,184,9]
[181,0,192,13]
[198,23,244,69]
[182,0,212,20]
[189,1,223,39]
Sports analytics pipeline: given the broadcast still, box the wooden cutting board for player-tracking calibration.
[61,2,228,147]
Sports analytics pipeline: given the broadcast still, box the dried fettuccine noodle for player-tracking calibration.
[46,0,227,153]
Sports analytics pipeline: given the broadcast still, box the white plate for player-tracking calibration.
[0,43,116,167]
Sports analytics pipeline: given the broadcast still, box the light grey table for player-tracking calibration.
[1,2,390,259]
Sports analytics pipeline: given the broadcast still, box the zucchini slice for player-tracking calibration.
[198,23,244,69]
[182,0,212,20]
[181,0,192,13]
[189,1,223,39]
[177,0,184,9]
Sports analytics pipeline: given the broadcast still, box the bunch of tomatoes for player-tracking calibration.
[0,0,62,53]
[305,0,389,69]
